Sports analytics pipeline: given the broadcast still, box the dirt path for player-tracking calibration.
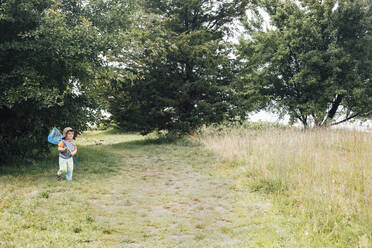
[82,140,290,247]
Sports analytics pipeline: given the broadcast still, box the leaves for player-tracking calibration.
[105,0,251,135]
[0,0,134,161]
[237,0,372,127]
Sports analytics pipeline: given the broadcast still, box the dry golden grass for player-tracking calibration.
[197,126,371,246]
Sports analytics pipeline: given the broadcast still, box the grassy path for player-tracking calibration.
[0,131,292,247]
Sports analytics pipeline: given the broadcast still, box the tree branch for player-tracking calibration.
[330,113,360,126]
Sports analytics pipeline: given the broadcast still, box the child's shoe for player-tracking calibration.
[57,175,62,181]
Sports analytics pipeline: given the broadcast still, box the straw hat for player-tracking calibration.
[62,127,74,139]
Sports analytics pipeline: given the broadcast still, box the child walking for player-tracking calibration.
[57,127,77,181]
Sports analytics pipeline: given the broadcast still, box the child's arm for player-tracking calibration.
[58,141,68,152]
[71,145,77,156]
[58,147,68,152]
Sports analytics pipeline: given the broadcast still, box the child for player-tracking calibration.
[57,127,77,181]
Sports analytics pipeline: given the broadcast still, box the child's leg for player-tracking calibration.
[65,158,74,181]
[57,157,68,176]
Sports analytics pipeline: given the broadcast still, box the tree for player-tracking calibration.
[237,0,372,128]
[106,0,253,135]
[0,0,133,161]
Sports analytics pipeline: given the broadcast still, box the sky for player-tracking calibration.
[248,111,372,132]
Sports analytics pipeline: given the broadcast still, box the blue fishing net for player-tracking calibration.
[48,127,62,145]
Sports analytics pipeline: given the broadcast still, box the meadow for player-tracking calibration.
[0,125,370,247]
[197,123,371,247]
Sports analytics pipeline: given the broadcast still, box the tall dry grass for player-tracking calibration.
[198,125,371,246]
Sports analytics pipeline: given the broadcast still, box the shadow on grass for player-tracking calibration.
[0,145,122,177]
[0,133,196,177]
[109,135,197,150]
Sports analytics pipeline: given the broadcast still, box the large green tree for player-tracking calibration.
[237,0,372,127]
[0,0,133,161]
[106,0,253,134]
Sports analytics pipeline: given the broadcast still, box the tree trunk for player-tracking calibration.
[321,94,343,127]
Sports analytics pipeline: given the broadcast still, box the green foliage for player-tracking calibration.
[237,0,372,127]
[0,0,133,161]
[106,0,253,135]
[199,120,289,138]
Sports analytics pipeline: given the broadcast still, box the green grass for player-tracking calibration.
[0,130,293,247]
[3,127,367,247]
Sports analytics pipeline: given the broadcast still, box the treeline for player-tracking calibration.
[1,0,371,160]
